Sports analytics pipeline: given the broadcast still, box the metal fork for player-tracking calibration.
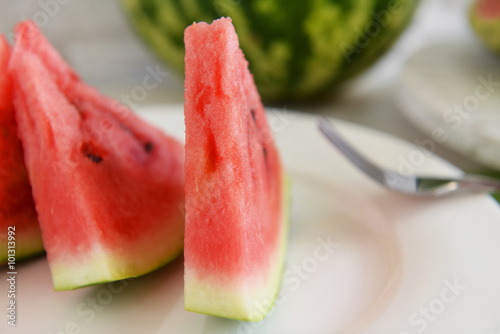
[318,117,500,197]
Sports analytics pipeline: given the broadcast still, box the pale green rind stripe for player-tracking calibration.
[297,0,375,97]
[214,0,292,98]
[51,246,183,291]
[181,0,215,23]
[49,211,184,290]
[156,1,187,37]
[0,233,44,264]
[119,0,185,71]
[336,0,418,82]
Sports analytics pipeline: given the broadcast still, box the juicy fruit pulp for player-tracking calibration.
[470,0,500,55]
[184,18,288,322]
[9,21,185,290]
[0,35,43,264]
[120,0,418,102]
[476,0,500,19]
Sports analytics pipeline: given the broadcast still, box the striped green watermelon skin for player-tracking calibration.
[120,0,418,102]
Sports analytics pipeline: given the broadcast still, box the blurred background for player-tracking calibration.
[1,0,499,172]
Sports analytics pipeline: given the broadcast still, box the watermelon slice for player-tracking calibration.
[476,0,500,19]
[0,35,43,264]
[184,18,289,322]
[470,0,500,55]
[8,21,185,290]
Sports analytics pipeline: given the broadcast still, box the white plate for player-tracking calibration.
[396,42,500,170]
[3,105,500,334]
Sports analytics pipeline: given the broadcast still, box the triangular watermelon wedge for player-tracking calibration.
[0,35,44,264]
[9,21,185,290]
[184,18,289,322]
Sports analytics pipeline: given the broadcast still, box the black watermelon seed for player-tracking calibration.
[263,147,267,163]
[80,142,102,163]
[251,108,256,122]
[87,153,102,163]
[144,142,153,153]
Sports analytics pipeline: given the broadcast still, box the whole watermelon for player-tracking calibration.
[470,0,500,56]
[119,0,419,102]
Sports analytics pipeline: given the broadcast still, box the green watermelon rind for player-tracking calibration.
[51,240,183,291]
[470,2,500,55]
[184,176,290,322]
[119,0,418,102]
[0,234,45,265]
[50,249,184,291]
[335,0,419,83]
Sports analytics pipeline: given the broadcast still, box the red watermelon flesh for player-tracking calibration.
[184,18,288,321]
[477,0,500,19]
[9,21,185,290]
[0,35,43,264]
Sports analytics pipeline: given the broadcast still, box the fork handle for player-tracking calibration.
[458,174,500,193]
